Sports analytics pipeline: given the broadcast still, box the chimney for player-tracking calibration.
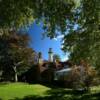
[48,48,53,62]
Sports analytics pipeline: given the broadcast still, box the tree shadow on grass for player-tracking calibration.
[11,88,100,100]
[0,82,10,86]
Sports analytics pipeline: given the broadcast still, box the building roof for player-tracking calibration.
[56,68,71,73]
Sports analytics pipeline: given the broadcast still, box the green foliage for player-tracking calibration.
[0,31,34,81]
[0,0,35,28]
[0,0,100,70]
[0,0,75,38]
[62,0,100,68]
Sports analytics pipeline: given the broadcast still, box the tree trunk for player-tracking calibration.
[13,61,24,82]
[13,66,18,82]
[15,72,18,82]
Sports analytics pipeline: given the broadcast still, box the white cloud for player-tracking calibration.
[53,35,64,41]
[53,38,58,41]
[61,56,68,62]
[61,53,70,62]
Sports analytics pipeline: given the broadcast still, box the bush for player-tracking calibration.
[67,60,96,90]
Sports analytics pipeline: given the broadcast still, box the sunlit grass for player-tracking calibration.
[0,82,50,100]
[0,82,100,100]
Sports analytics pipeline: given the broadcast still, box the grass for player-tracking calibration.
[0,82,100,100]
[0,82,50,100]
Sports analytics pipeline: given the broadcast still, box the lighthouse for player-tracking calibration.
[38,52,43,64]
[48,48,53,62]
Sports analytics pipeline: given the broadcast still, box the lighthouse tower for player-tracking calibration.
[48,48,53,62]
[38,52,43,65]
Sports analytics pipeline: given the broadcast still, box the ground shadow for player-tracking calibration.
[0,82,10,86]
[11,88,100,100]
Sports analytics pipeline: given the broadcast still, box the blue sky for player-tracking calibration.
[28,22,69,61]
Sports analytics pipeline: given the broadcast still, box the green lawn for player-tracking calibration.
[0,83,50,100]
[0,82,100,100]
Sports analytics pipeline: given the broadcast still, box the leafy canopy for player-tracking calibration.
[0,0,75,38]
[0,0,100,68]
[0,31,35,81]
[62,0,100,67]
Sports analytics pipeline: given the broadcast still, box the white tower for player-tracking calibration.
[48,48,53,62]
[38,52,43,64]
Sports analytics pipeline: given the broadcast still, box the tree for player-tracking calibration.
[0,0,100,70]
[62,0,100,69]
[68,60,96,90]
[0,31,35,82]
[0,0,75,38]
